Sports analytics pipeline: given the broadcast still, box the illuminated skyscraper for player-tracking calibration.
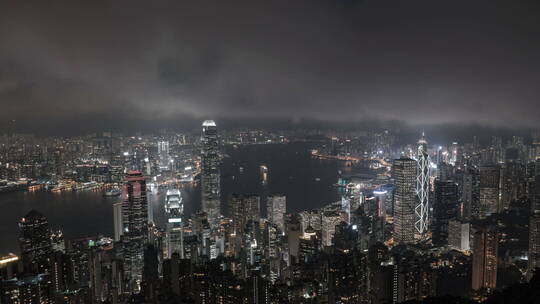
[341,195,351,223]
[528,159,540,279]
[267,194,286,232]
[201,120,221,228]
[299,225,319,262]
[121,170,148,290]
[532,130,540,160]
[448,220,470,251]
[415,133,430,235]
[529,211,540,279]
[157,140,169,156]
[373,189,388,219]
[321,211,342,247]
[393,158,417,244]
[472,227,498,291]
[157,141,170,171]
[18,210,52,274]
[0,273,53,303]
[478,165,501,217]
[165,189,184,258]
[230,194,261,235]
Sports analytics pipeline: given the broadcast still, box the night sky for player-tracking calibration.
[1,0,539,134]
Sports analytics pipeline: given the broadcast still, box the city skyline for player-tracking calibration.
[1,124,540,302]
[2,1,540,303]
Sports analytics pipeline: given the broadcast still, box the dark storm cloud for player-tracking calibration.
[1,0,540,133]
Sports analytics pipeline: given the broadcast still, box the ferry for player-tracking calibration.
[103,189,121,197]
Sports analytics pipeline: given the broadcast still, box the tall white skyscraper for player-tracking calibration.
[415,133,430,235]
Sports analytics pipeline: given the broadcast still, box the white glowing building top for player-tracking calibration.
[165,189,183,216]
[202,120,217,127]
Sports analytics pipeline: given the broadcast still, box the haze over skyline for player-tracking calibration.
[1,0,540,134]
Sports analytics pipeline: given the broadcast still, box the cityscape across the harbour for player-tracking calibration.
[1,122,540,303]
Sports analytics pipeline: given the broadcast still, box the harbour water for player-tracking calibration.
[0,142,345,254]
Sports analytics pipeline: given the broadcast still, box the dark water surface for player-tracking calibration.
[0,143,342,254]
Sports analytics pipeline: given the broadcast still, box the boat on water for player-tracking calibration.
[103,189,121,197]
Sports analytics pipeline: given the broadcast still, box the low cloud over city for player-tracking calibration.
[1,0,540,133]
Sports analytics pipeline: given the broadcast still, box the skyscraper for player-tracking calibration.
[501,158,525,209]
[478,165,501,217]
[393,158,417,244]
[267,194,286,232]
[113,202,123,242]
[19,210,52,274]
[415,133,430,235]
[432,180,459,246]
[157,140,170,171]
[448,220,470,251]
[529,208,540,280]
[141,244,160,300]
[472,227,498,291]
[165,189,184,258]
[0,273,53,303]
[201,120,221,228]
[528,159,540,279]
[321,211,342,247]
[532,130,540,160]
[121,170,148,290]
[230,194,261,235]
[458,167,479,221]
